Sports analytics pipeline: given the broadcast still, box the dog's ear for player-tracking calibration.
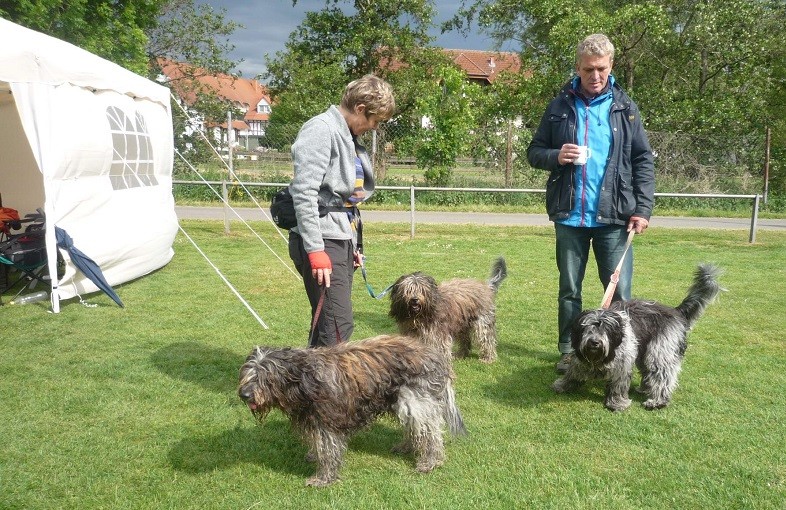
[603,311,628,362]
[570,310,592,358]
[389,296,408,319]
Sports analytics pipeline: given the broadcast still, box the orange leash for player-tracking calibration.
[600,230,636,309]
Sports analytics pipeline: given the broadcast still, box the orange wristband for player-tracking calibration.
[307,251,332,270]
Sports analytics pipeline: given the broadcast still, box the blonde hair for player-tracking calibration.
[340,74,395,120]
[576,34,615,63]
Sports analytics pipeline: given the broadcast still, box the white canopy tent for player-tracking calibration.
[0,18,177,312]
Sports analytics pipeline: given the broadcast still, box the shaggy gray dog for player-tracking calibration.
[238,334,466,487]
[389,257,507,364]
[553,264,722,411]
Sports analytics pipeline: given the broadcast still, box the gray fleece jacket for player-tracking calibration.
[290,105,375,254]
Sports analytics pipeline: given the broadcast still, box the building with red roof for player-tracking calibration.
[158,59,272,150]
[441,49,522,85]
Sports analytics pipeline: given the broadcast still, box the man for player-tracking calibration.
[526,33,655,373]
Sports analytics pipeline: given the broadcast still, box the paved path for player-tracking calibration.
[176,206,786,231]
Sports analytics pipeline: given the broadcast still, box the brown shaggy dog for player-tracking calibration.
[389,257,507,364]
[238,334,466,487]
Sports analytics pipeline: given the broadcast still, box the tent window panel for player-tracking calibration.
[127,135,139,160]
[106,106,158,190]
[109,175,127,190]
[139,135,150,160]
[107,106,124,130]
[112,132,127,157]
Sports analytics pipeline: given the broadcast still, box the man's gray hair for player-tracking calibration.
[577,34,615,62]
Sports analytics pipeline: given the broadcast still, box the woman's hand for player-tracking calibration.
[308,251,332,287]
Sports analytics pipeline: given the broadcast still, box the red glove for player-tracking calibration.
[308,251,332,270]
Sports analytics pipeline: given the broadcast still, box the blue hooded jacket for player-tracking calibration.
[526,76,655,226]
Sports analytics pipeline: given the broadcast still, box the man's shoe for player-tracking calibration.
[556,353,573,374]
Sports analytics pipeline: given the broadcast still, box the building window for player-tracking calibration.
[257,99,271,114]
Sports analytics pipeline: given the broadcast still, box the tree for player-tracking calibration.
[146,0,240,78]
[399,64,481,185]
[265,0,438,127]
[448,0,782,138]
[265,0,485,179]
[0,0,164,75]
[146,1,244,168]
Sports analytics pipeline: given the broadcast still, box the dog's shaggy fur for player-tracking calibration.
[552,264,723,411]
[238,334,466,487]
[389,257,507,364]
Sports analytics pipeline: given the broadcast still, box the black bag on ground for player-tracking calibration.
[270,187,350,230]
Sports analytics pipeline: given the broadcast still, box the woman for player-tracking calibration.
[288,75,395,347]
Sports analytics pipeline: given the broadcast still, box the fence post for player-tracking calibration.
[410,185,416,239]
[505,120,513,188]
[222,180,230,234]
[763,126,770,205]
[748,194,760,244]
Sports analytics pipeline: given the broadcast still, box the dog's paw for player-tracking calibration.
[643,398,669,410]
[552,378,570,393]
[306,476,337,488]
[415,459,442,473]
[605,396,632,412]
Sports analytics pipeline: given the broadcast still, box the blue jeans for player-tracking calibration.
[555,223,633,353]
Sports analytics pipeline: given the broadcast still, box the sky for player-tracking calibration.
[201,0,516,80]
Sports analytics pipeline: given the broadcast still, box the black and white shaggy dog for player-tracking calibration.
[238,334,466,487]
[389,257,507,364]
[552,264,722,411]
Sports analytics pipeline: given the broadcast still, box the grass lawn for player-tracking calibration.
[2,221,785,509]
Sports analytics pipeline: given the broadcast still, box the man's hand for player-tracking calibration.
[558,143,581,165]
[628,216,649,234]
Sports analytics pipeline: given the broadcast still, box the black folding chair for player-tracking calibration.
[0,209,49,303]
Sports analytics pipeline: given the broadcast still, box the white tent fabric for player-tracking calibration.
[0,18,177,311]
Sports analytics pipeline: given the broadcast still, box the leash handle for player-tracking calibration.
[600,230,636,309]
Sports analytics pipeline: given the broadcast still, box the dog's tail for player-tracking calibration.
[444,382,467,436]
[488,256,508,294]
[676,263,723,329]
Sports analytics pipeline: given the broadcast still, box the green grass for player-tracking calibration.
[2,221,785,509]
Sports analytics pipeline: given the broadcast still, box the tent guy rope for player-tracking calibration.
[170,95,298,278]
[177,225,269,329]
[173,148,299,280]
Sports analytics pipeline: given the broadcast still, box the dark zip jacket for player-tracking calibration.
[527,79,655,225]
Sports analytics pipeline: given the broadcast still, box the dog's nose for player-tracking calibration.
[589,339,601,348]
[238,387,253,401]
